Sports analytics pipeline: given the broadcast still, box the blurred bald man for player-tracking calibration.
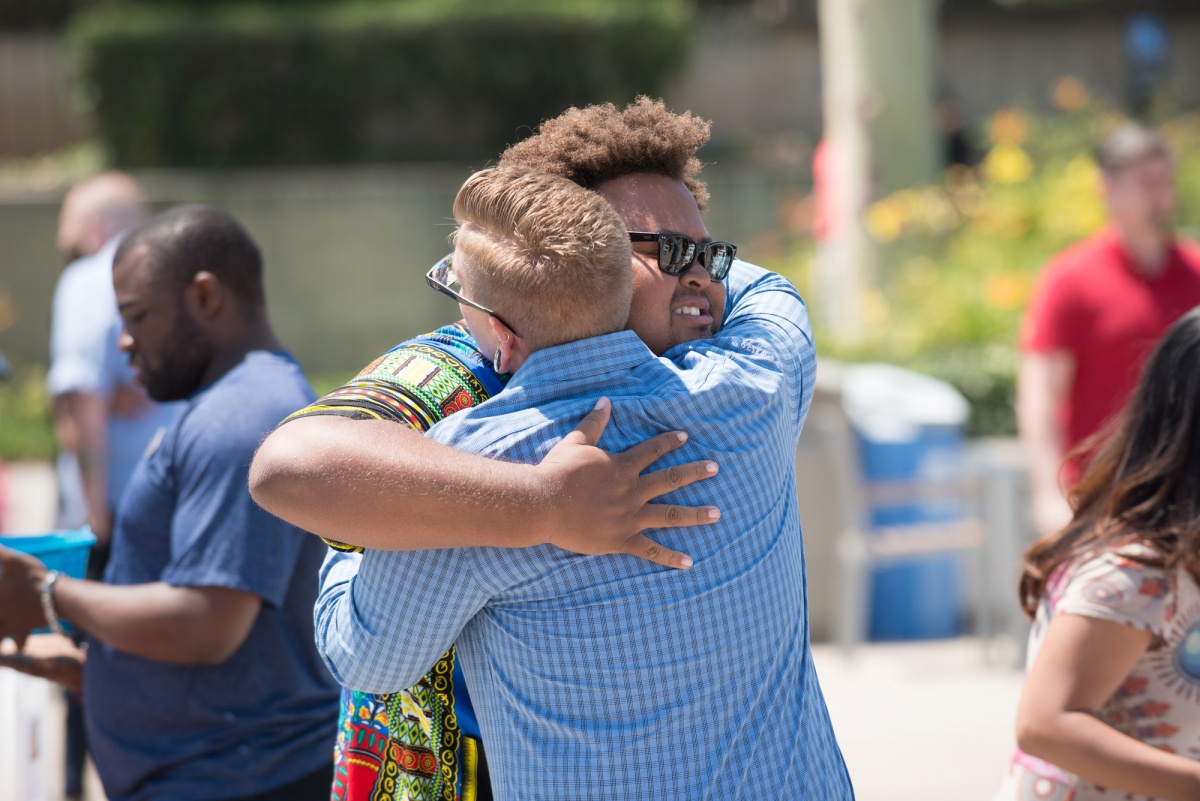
[47,172,180,801]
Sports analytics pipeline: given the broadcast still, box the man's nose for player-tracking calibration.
[680,260,711,289]
[118,328,134,353]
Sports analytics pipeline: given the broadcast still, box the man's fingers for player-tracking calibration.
[559,397,612,448]
[618,430,691,473]
[637,460,718,502]
[636,503,721,531]
[621,533,693,570]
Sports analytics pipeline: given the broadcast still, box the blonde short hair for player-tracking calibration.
[452,167,632,351]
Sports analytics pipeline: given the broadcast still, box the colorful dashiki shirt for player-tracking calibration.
[284,322,505,801]
[994,540,1200,801]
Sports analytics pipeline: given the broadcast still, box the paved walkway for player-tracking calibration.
[813,638,1024,800]
[1,461,1027,801]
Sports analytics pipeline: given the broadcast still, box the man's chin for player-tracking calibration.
[668,325,716,352]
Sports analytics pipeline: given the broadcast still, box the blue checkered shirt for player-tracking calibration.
[316,262,854,800]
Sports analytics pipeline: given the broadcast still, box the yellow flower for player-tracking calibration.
[989,108,1028,146]
[866,200,904,242]
[983,273,1029,311]
[1052,76,1090,112]
[1041,155,1104,236]
[983,144,1034,185]
[918,187,959,233]
[859,288,892,332]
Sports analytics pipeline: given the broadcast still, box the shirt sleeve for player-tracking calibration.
[282,324,499,428]
[46,260,120,398]
[1052,546,1173,641]
[704,259,817,437]
[160,411,309,607]
[1020,260,1086,354]
[280,329,500,553]
[315,545,490,693]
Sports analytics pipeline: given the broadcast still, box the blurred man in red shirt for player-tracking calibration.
[1019,123,1200,535]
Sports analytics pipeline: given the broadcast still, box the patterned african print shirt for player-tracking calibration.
[283,322,505,801]
[996,540,1200,801]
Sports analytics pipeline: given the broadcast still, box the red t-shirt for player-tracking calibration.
[1021,228,1200,484]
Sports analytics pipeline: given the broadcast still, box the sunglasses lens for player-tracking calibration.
[442,264,464,294]
[657,236,695,275]
[706,244,734,280]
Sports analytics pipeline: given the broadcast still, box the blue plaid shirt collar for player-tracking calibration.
[505,329,654,391]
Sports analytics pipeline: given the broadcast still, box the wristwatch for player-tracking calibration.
[40,570,66,636]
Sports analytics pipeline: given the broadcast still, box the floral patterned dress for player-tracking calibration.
[995,541,1200,801]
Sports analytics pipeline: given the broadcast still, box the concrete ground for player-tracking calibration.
[813,638,1024,801]
[1,461,1027,801]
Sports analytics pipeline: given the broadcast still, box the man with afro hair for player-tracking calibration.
[252,98,851,800]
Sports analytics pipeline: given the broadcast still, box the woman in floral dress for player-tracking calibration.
[998,307,1200,801]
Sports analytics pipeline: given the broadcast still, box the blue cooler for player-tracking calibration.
[0,528,96,633]
[842,365,970,641]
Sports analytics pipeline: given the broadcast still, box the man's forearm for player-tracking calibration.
[54,391,112,542]
[52,577,260,665]
[1017,352,1075,533]
[250,415,551,551]
[316,544,486,694]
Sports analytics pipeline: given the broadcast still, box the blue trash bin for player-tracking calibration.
[842,365,970,641]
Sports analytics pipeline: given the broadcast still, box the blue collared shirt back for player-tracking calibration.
[317,262,854,800]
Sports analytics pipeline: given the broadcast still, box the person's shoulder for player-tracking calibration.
[367,324,502,399]
[54,248,115,300]
[1065,538,1169,592]
[1042,231,1115,278]
[189,352,313,435]
[1173,237,1200,271]
[1029,233,1117,311]
[1055,538,1174,628]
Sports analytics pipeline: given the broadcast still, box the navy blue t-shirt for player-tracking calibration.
[84,351,339,801]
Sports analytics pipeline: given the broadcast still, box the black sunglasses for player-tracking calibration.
[425,255,522,339]
[628,232,736,282]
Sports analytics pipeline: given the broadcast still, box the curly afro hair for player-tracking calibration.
[498,96,711,213]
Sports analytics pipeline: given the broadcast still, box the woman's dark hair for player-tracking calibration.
[1019,306,1200,617]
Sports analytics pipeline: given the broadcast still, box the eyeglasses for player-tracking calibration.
[425,255,522,339]
[628,232,736,282]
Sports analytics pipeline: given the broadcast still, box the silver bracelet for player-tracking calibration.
[40,570,66,636]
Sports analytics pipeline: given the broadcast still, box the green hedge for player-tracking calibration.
[69,0,691,167]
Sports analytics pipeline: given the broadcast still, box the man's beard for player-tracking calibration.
[136,313,211,402]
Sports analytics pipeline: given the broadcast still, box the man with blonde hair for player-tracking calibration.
[315,166,851,799]
[448,167,633,360]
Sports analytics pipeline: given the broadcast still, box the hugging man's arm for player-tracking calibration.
[250,335,718,568]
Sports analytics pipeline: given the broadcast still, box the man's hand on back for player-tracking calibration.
[533,397,720,570]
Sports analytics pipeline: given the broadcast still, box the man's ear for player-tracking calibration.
[488,316,522,374]
[188,270,224,320]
